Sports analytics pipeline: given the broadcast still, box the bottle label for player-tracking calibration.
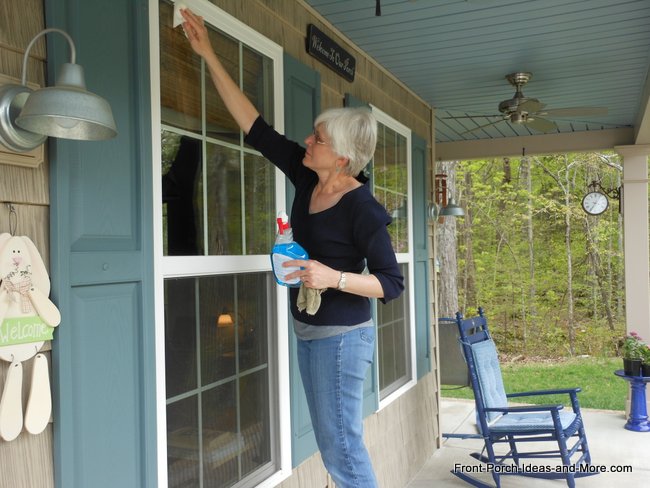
[271,253,302,287]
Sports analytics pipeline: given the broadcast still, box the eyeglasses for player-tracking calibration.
[312,130,328,146]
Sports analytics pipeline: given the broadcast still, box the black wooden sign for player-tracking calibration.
[306,24,356,82]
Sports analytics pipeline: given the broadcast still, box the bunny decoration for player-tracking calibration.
[0,233,61,441]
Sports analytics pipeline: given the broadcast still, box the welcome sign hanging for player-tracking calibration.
[307,24,356,82]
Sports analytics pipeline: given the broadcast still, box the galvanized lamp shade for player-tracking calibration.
[439,197,465,217]
[0,28,116,153]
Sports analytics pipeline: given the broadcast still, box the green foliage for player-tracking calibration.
[455,152,626,357]
[442,357,626,410]
[622,332,646,360]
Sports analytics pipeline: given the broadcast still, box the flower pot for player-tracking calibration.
[623,358,642,376]
[642,363,650,377]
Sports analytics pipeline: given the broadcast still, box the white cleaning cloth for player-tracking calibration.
[173,3,187,28]
[297,284,325,316]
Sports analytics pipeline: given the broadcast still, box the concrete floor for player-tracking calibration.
[407,398,650,488]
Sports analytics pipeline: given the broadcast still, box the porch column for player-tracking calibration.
[615,145,650,416]
[615,145,650,342]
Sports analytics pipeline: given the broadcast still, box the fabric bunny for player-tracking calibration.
[0,233,61,441]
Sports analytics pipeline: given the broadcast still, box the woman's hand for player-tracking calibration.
[181,8,214,59]
[283,260,340,290]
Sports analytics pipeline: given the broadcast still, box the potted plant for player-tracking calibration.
[640,344,650,377]
[622,331,644,376]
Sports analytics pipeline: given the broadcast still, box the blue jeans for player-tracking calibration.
[297,327,378,488]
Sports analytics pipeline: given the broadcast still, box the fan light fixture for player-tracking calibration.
[0,28,117,153]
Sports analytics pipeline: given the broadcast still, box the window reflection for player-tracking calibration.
[162,133,203,255]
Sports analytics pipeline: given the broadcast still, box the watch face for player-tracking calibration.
[581,191,609,215]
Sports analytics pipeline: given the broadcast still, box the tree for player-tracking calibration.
[451,151,624,357]
[436,160,461,318]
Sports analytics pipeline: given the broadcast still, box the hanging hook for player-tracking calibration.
[6,203,17,235]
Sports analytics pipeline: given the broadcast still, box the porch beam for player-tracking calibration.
[436,127,634,161]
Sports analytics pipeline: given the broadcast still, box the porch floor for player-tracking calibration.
[407,398,650,487]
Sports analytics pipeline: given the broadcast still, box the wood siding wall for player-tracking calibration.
[0,1,54,487]
[207,1,439,486]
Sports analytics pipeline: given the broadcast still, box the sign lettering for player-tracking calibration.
[0,316,54,347]
[307,25,356,82]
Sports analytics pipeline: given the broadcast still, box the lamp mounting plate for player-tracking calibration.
[0,84,47,152]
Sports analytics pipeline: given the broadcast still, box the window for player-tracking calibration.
[165,274,277,487]
[154,2,288,487]
[371,107,416,404]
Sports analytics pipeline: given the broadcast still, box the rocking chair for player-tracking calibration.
[451,308,596,488]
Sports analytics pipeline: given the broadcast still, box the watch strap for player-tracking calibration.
[337,272,347,290]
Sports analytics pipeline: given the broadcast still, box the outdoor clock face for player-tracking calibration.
[581,191,609,215]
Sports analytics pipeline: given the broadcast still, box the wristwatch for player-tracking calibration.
[337,272,347,290]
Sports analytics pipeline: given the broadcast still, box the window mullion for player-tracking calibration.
[201,58,209,256]
[239,43,247,254]
[195,277,205,488]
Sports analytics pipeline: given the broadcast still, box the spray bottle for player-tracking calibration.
[271,211,309,287]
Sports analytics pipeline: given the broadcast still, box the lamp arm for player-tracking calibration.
[21,28,76,86]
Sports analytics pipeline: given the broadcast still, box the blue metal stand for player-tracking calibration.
[614,369,650,432]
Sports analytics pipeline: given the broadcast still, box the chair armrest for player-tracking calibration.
[485,404,564,413]
[506,387,581,398]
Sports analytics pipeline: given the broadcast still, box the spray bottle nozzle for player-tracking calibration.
[276,218,290,234]
[276,211,290,235]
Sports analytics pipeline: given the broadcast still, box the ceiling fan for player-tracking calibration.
[443,72,608,134]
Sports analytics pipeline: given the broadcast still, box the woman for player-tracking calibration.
[181,9,404,487]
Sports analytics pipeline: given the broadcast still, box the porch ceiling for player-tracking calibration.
[303,0,650,159]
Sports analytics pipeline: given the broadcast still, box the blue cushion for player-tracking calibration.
[490,411,577,432]
[470,339,507,422]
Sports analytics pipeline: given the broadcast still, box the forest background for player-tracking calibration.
[436,151,626,358]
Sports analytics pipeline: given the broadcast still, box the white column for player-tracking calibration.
[615,145,650,415]
[615,145,650,341]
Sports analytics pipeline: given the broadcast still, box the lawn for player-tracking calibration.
[441,356,627,411]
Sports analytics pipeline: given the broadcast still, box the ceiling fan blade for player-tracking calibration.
[460,119,506,134]
[441,114,502,119]
[518,99,545,113]
[525,117,557,133]
[538,107,608,117]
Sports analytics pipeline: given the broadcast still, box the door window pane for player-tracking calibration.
[165,273,276,488]
[167,396,200,487]
[159,1,276,257]
[206,143,243,255]
[377,260,411,398]
[159,3,202,134]
[205,30,241,145]
[373,123,409,253]
[162,131,204,256]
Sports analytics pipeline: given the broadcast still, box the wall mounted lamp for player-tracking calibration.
[0,28,117,153]
[431,173,465,220]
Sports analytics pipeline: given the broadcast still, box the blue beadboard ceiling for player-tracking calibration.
[303,0,650,150]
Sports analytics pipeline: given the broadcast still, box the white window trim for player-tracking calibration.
[149,1,291,486]
[370,105,418,410]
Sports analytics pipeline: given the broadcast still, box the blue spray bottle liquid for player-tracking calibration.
[271,211,309,287]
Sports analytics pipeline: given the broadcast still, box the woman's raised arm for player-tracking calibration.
[181,8,259,134]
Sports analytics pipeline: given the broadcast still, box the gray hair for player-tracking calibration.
[314,107,377,176]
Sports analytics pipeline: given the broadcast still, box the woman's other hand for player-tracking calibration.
[283,260,340,290]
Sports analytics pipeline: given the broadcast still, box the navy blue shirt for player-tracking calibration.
[245,116,404,325]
